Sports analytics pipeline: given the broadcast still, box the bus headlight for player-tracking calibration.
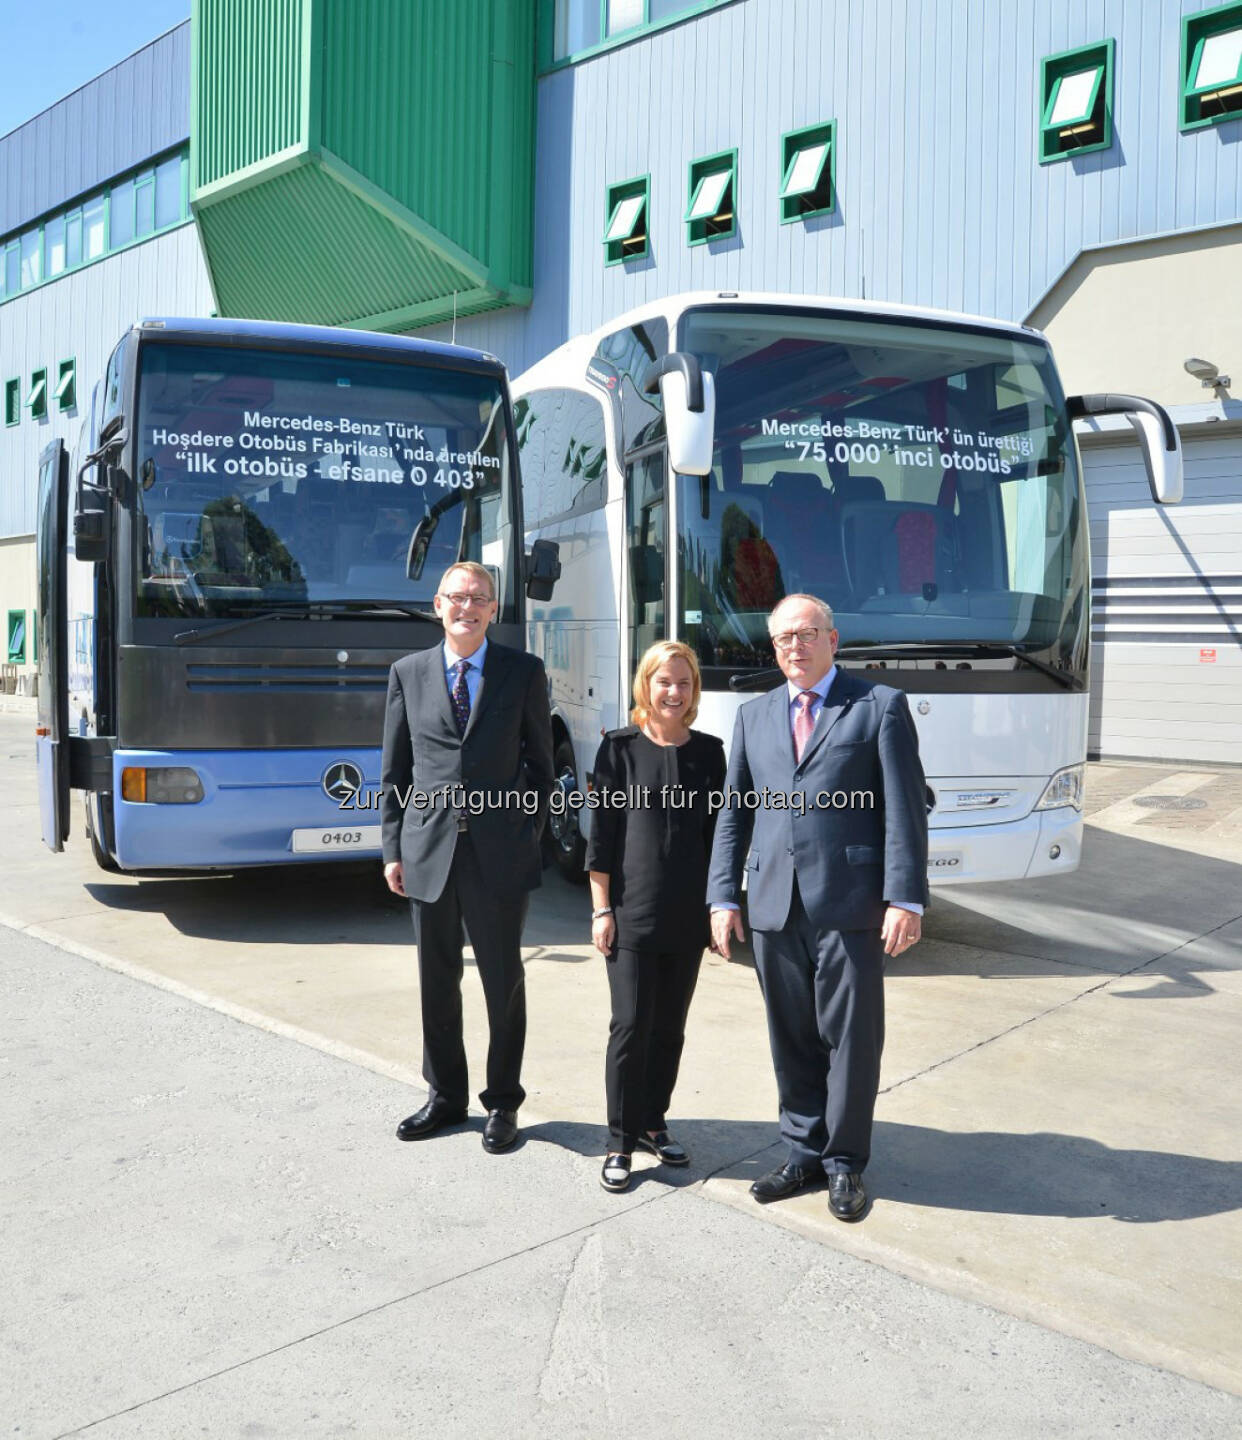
[121,767,205,804]
[1034,764,1084,813]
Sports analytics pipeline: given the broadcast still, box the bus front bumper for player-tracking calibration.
[928,805,1082,885]
[110,747,383,871]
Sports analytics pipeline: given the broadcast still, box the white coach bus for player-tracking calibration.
[512,292,1181,885]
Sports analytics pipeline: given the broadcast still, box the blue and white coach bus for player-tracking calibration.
[512,292,1182,886]
[36,317,557,872]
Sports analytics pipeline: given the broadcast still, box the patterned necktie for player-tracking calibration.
[450,659,472,737]
[793,690,816,763]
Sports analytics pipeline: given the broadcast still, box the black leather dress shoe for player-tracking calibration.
[749,1162,817,1203]
[482,1109,519,1153]
[396,1099,468,1141]
[827,1172,867,1221]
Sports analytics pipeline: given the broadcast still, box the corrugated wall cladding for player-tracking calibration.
[195,161,478,325]
[0,224,214,538]
[193,0,305,189]
[0,22,190,236]
[431,0,1242,377]
[318,0,535,286]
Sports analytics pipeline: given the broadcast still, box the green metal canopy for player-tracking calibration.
[191,0,535,330]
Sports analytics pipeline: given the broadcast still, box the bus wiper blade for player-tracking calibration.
[173,599,440,645]
[835,641,1081,690]
[728,667,783,690]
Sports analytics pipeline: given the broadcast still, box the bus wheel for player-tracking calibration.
[548,739,587,884]
[85,792,121,873]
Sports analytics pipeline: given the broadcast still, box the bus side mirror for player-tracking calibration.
[1068,393,1183,505]
[644,352,716,477]
[525,538,561,601]
[73,466,111,564]
[406,512,437,581]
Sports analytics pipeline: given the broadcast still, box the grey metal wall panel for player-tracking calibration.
[434,0,1242,377]
[0,224,214,539]
[0,22,190,235]
[1083,433,1242,762]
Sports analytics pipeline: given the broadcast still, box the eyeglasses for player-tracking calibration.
[440,592,494,608]
[770,628,822,651]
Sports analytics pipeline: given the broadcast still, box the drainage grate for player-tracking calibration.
[1132,795,1208,810]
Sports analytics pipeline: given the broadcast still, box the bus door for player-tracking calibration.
[35,440,71,851]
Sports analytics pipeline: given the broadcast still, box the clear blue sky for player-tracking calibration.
[0,0,190,138]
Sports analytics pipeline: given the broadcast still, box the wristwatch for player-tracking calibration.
[592,907,614,919]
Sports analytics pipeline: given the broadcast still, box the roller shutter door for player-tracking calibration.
[1082,428,1242,765]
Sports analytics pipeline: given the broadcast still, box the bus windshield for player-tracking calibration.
[676,307,1087,673]
[134,343,514,619]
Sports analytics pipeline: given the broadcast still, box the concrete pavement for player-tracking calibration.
[2,714,1241,1420]
[5,927,1242,1439]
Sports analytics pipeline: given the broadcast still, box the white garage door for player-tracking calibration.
[1082,428,1242,765]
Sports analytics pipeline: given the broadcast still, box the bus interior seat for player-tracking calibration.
[763,469,844,597]
[842,499,959,601]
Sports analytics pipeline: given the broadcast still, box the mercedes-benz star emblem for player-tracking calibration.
[322,761,364,803]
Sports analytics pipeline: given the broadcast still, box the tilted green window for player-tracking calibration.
[603,175,650,265]
[1039,41,1114,162]
[55,358,77,412]
[686,148,737,245]
[4,378,19,427]
[7,611,26,665]
[26,369,48,420]
[1182,2,1242,130]
[779,121,835,222]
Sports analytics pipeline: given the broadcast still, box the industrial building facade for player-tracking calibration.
[2,0,1239,761]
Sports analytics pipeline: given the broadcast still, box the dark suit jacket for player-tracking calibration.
[380,640,555,904]
[707,669,929,932]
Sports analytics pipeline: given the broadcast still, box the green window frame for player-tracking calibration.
[4,378,19,427]
[779,121,836,222]
[685,148,737,245]
[1181,1,1242,130]
[603,175,651,265]
[55,358,77,412]
[540,0,738,71]
[0,145,189,308]
[7,610,26,665]
[26,368,48,420]
[1039,40,1115,162]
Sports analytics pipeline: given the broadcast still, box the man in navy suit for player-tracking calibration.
[381,562,554,1154]
[708,594,928,1220]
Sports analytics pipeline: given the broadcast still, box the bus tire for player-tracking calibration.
[85,792,121,873]
[547,737,588,884]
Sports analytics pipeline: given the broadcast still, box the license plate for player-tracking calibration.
[928,851,965,874]
[291,825,382,854]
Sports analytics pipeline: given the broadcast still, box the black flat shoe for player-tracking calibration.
[482,1109,519,1153]
[827,1172,867,1221]
[600,1153,632,1192]
[749,1162,817,1203]
[635,1130,689,1166]
[396,1099,468,1141]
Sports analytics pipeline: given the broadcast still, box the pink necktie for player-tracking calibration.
[793,691,816,763]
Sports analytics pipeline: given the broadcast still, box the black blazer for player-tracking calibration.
[380,640,555,903]
[586,726,727,951]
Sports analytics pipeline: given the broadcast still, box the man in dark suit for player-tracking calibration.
[708,594,928,1219]
[382,562,554,1153]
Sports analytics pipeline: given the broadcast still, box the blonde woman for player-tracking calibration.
[586,642,726,1193]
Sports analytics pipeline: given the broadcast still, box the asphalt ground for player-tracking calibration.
[2,708,1241,1433]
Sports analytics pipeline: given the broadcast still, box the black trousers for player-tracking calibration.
[604,944,702,1152]
[409,832,529,1113]
[751,879,885,1175]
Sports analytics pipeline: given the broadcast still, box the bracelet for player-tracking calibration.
[592,907,613,919]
